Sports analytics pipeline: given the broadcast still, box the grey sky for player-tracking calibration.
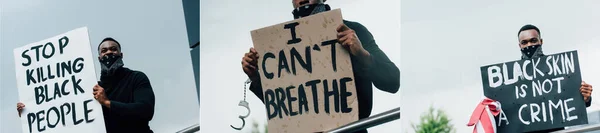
[199,0,400,132]
[0,1,199,132]
[401,0,600,132]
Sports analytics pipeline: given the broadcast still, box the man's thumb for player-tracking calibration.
[337,24,350,32]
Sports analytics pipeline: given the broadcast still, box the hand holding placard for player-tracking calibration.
[92,84,110,108]
[580,81,593,102]
[242,48,260,82]
[337,24,367,58]
[17,102,26,117]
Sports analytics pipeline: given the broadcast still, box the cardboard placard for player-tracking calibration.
[13,27,106,133]
[250,9,359,133]
[480,50,587,132]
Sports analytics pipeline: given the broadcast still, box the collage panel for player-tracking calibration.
[200,0,400,133]
[401,0,599,133]
[0,1,199,133]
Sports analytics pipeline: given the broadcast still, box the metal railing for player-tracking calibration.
[178,107,399,133]
[327,107,401,133]
[551,123,600,133]
[176,124,200,133]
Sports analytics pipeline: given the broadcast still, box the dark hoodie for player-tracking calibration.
[249,20,401,133]
[99,67,155,133]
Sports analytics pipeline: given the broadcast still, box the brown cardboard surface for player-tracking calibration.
[250,9,359,133]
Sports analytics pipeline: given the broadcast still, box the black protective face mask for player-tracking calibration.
[100,54,120,67]
[292,3,331,19]
[100,54,124,76]
[520,44,545,60]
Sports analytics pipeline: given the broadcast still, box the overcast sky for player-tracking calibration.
[0,1,199,132]
[401,0,600,132]
[199,0,401,132]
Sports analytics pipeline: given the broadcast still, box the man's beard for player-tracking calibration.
[520,44,545,60]
[100,54,124,76]
[292,3,331,19]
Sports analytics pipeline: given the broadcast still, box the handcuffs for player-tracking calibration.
[231,79,252,130]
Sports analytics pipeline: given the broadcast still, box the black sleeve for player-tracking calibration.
[249,73,265,103]
[586,96,592,107]
[348,21,400,93]
[109,72,155,121]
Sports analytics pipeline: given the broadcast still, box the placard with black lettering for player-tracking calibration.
[480,50,587,132]
[13,27,106,133]
[250,9,359,133]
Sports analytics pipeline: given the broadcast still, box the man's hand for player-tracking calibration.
[581,81,593,102]
[16,102,25,117]
[242,48,260,82]
[337,24,370,58]
[93,84,111,108]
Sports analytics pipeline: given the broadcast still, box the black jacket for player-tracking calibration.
[249,20,400,133]
[99,67,155,133]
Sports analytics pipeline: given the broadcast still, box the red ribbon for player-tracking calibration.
[467,98,501,133]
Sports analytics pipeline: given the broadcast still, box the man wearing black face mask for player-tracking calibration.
[241,0,400,133]
[15,37,156,132]
[92,37,155,133]
[517,24,593,133]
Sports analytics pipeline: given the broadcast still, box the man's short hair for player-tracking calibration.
[97,37,122,51]
[518,24,541,37]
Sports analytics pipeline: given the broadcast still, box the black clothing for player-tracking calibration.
[99,67,155,133]
[249,20,400,133]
